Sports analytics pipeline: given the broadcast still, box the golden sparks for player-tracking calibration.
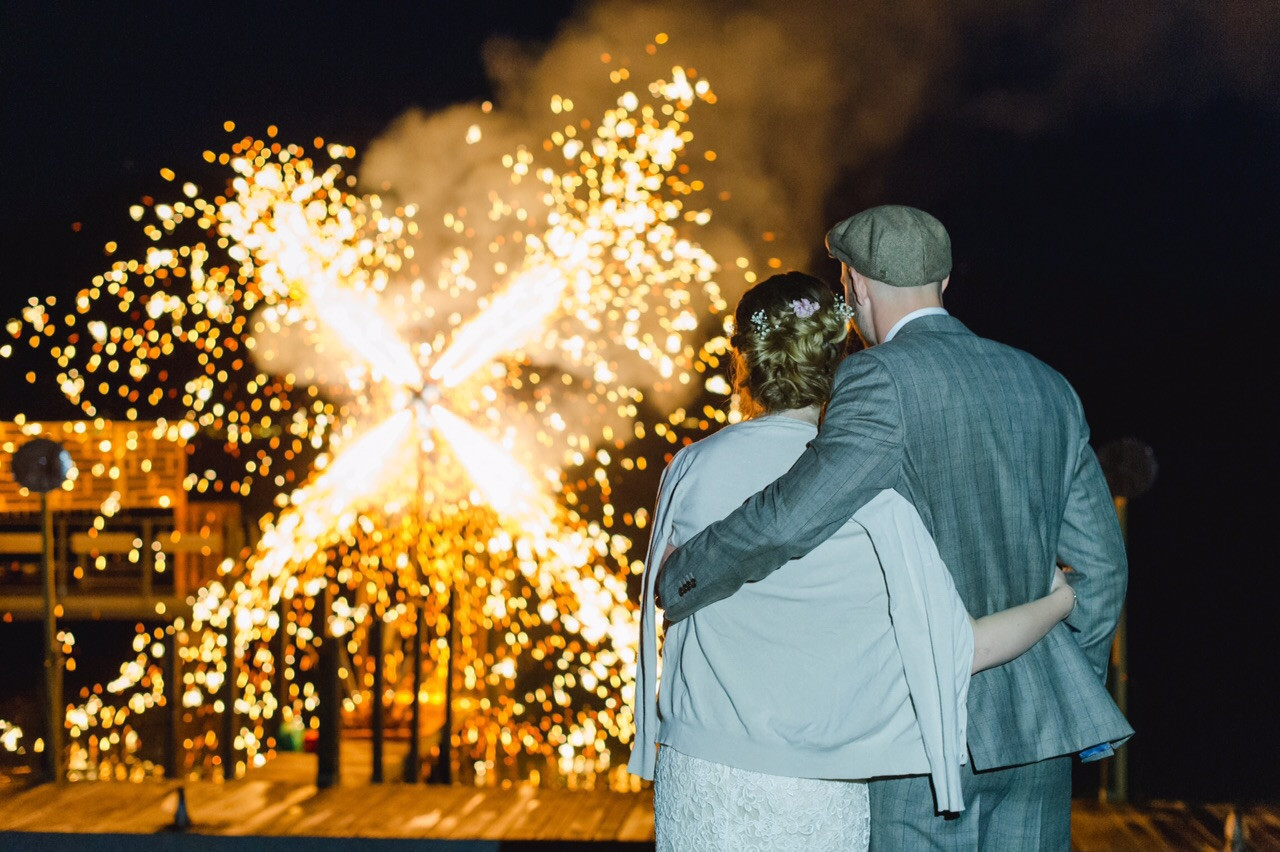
[3,55,757,787]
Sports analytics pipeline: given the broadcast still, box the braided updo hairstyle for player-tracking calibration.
[730,271,853,419]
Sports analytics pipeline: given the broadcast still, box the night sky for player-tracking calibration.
[3,2,1277,802]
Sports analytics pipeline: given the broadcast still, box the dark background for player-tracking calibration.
[2,2,1277,802]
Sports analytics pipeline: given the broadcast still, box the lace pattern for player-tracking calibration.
[654,747,870,851]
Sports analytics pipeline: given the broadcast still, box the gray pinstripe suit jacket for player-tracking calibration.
[658,314,1132,769]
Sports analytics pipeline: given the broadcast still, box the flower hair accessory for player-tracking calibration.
[750,309,772,335]
[835,296,855,323]
[750,296,853,336]
[791,298,819,318]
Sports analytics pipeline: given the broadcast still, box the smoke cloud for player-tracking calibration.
[364,0,1279,304]
[362,0,956,289]
[350,0,1277,448]
[354,0,962,437]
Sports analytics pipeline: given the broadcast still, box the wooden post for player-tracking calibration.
[316,582,341,788]
[271,595,288,721]
[220,616,237,780]
[140,517,154,600]
[403,604,424,783]
[428,581,454,785]
[162,625,181,779]
[40,493,64,785]
[370,613,385,783]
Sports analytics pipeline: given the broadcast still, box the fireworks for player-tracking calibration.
[4,53,756,788]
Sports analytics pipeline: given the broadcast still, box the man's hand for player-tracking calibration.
[654,542,678,611]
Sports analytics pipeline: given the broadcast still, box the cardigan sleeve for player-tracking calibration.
[627,448,693,780]
[855,489,974,813]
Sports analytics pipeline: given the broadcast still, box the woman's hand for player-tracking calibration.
[1050,566,1076,621]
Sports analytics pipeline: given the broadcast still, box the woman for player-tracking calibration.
[629,271,1076,850]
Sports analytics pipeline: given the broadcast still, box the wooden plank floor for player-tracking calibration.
[0,778,655,842]
[2,747,1277,849]
[0,747,655,843]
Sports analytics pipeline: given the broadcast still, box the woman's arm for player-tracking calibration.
[969,568,1075,674]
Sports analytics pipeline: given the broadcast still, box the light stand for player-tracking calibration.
[12,437,75,785]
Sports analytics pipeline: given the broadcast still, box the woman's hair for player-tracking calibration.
[730,271,852,418]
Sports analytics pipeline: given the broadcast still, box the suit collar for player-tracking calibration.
[889,312,970,340]
[884,307,949,342]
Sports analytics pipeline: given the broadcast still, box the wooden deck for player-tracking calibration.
[0,747,654,847]
[0,775,654,845]
[2,747,1277,849]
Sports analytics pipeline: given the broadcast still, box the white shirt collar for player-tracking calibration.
[884,307,949,343]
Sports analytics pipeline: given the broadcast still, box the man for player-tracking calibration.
[657,205,1132,849]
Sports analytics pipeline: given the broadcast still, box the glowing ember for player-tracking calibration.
[0,719,25,754]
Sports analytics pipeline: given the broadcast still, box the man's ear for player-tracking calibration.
[939,275,951,296]
[852,272,872,305]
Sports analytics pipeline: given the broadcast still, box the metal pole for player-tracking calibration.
[1102,496,1131,804]
[56,515,69,599]
[370,613,385,783]
[40,492,64,785]
[404,604,423,782]
[316,582,341,788]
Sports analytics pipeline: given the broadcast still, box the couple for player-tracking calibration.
[628,205,1132,850]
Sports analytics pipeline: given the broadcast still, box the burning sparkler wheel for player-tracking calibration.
[7,59,730,786]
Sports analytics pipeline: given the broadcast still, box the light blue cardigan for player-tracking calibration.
[628,415,974,813]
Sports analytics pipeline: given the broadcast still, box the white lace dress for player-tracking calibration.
[654,746,870,851]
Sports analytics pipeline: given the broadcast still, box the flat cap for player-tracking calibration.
[826,205,952,288]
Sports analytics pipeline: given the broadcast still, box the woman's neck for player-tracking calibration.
[767,404,821,425]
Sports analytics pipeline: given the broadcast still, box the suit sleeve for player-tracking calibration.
[1058,393,1128,680]
[657,351,905,622]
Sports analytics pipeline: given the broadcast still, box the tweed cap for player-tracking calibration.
[826,205,952,288]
